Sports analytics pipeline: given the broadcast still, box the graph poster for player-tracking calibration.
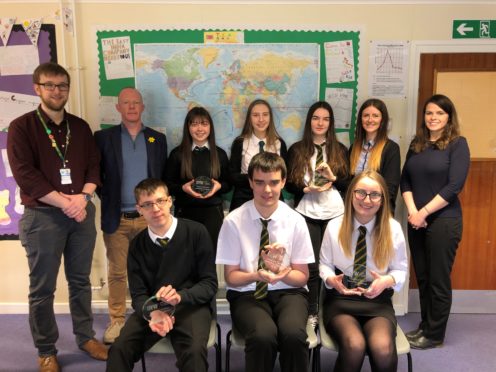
[368,40,409,98]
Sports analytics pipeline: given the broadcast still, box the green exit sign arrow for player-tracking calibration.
[453,20,496,39]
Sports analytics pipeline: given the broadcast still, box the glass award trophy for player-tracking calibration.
[342,264,371,289]
[261,245,290,274]
[142,296,175,323]
[192,176,213,196]
[313,165,330,187]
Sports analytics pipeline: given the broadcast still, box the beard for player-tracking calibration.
[41,96,68,112]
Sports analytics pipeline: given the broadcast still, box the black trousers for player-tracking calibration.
[303,215,330,315]
[175,204,224,253]
[408,216,462,341]
[106,304,211,372]
[227,289,310,372]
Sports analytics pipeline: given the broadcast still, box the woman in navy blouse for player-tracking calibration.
[400,94,470,349]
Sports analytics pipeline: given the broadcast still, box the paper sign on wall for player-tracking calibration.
[0,45,40,76]
[101,36,134,80]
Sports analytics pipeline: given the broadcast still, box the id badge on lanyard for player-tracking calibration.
[60,168,72,185]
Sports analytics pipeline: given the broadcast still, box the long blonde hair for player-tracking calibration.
[338,170,394,269]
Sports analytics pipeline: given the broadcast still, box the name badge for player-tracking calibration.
[60,168,72,185]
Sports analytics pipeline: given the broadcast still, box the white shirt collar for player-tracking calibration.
[247,199,283,223]
[148,216,178,245]
[191,141,210,151]
[250,132,266,144]
[353,216,376,233]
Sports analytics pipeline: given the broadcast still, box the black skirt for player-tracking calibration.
[323,287,397,326]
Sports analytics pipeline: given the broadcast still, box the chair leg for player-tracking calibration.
[225,330,232,372]
[313,345,321,372]
[215,323,222,372]
[407,352,413,372]
[141,354,147,372]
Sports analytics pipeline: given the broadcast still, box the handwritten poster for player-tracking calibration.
[325,87,354,129]
[324,40,355,84]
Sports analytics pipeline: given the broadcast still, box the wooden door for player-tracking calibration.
[414,53,496,290]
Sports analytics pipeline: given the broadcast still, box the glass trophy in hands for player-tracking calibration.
[313,162,335,187]
[260,243,290,274]
[192,176,213,196]
[142,295,176,324]
[342,264,371,290]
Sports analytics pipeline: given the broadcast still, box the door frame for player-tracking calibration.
[401,40,496,314]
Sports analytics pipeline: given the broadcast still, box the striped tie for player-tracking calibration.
[254,218,270,300]
[157,237,169,248]
[353,226,367,284]
[314,142,327,186]
[361,141,372,172]
[258,140,265,153]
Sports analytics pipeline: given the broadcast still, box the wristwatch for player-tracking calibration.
[82,192,92,202]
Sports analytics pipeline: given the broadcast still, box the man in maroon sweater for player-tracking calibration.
[7,62,107,372]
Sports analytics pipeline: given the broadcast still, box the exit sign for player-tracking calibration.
[453,20,496,39]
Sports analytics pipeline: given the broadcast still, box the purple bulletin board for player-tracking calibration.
[0,24,57,240]
[0,24,57,95]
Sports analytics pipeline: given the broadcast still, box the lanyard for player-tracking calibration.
[36,108,71,168]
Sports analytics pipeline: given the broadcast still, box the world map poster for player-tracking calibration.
[134,43,320,152]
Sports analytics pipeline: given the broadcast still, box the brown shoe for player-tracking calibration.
[38,355,60,372]
[80,338,108,361]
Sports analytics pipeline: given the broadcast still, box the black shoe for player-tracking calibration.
[405,328,424,341]
[409,335,443,350]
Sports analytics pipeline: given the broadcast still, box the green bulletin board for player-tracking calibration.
[96,28,361,149]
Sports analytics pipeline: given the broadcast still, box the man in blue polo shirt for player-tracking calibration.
[95,87,167,343]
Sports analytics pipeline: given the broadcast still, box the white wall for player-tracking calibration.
[1,0,495,313]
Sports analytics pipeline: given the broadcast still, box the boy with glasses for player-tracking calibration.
[106,178,217,372]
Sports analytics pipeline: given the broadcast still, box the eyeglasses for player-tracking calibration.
[190,120,210,128]
[36,82,70,92]
[353,189,383,203]
[139,198,169,210]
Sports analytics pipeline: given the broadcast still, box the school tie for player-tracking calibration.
[194,146,207,152]
[314,142,327,186]
[254,218,270,300]
[361,141,372,172]
[258,140,265,153]
[157,237,170,248]
[353,226,367,283]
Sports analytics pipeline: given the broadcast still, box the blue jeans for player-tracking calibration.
[19,203,97,356]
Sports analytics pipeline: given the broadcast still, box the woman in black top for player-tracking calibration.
[166,107,230,252]
[349,99,400,213]
[401,94,470,349]
[229,99,287,211]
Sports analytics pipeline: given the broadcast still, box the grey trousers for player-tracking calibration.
[19,203,97,356]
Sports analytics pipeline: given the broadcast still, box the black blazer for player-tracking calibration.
[95,124,167,234]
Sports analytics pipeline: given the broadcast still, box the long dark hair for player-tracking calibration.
[288,101,349,187]
[179,107,220,179]
[350,98,389,173]
[411,94,460,153]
